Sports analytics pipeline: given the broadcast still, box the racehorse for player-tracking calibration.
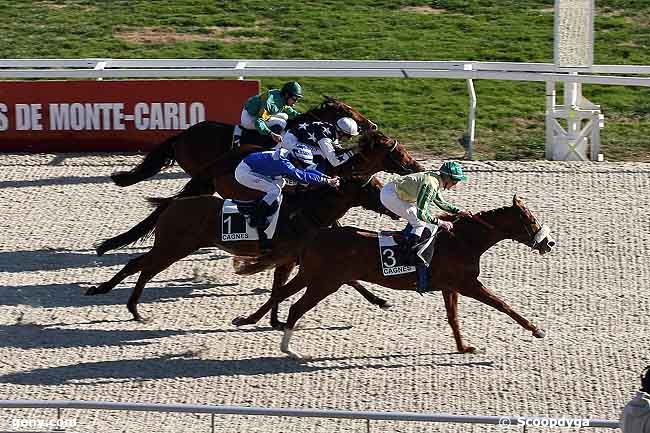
[96,130,423,255]
[110,96,378,187]
[85,176,400,323]
[232,196,557,360]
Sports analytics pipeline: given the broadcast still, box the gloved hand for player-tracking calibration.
[270,132,283,143]
[438,220,454,231]
[327,176,341,188]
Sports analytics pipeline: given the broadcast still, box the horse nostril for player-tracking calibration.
[370,122,378,130]
[547,240,556,248]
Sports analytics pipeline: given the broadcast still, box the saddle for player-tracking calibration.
[233,125,281,150]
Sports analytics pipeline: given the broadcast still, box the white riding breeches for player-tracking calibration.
[234,161,286,205]
[380,182,427,236]
[240,109,288,131]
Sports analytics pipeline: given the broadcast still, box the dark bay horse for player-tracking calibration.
[232,196,557,360]
[110,96,377,187]
[86,176,399,323]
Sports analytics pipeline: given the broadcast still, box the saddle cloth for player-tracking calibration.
[378,232,416,276]
[221,197,282,242]
[378,227,438,277]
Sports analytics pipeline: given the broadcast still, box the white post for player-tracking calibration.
[547,0,603,161]
[465,78,476,160]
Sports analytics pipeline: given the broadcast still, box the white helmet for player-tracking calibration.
[336,117,359,136]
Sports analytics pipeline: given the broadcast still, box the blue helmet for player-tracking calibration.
[291,144,314,166]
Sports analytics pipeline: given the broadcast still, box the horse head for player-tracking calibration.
[320,96,377,132]
[507,195,556,255]
[337,175,400,220]
[342,130,424,177]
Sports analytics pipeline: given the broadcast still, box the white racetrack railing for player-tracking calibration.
[0,59,649,86]
[0,399,619,432]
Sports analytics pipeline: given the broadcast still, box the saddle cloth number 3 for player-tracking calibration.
[378,232,415,276]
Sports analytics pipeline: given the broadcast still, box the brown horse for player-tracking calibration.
[110,96,377,187]
[86,176,399,323]
[96,130,423,254]
[232,196,557,360]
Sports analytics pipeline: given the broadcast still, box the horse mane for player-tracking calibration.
[287,97,340,126]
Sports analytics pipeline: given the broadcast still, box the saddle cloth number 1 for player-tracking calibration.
[222,213,248,240]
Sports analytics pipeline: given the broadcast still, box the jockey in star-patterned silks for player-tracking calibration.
[280,117,360,169]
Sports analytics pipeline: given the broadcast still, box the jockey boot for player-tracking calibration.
[415,263,429,294]
[257,229,273,254]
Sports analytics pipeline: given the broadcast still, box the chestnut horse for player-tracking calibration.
[110,96,377,187]
[232,196,557,360]
[86,176,398,323]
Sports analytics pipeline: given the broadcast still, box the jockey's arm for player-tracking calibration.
[318,138,354,167]
[415,184,444,225]
[279,158,330,186]
[284,105,300,118]
[254,115,271,135]
[431,192,461,214]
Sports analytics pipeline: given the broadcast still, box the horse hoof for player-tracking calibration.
[379,301,393,310]
[85,286,109,296]
[460,346,478,354]
[271,321,287,331]
[232,316,248,327]
[533,329,546,338]
[132,315,151,324]
[286,351,311,361]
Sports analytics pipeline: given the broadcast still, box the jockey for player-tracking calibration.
[236,81,303,148]
[281,117,360,169]
[380,161,472,292]
[234,144,340,251]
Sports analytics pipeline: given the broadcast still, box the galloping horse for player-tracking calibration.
[232,196,557,360]
[110,96,377,187]
[86,176,399,323]
[96,130,423,255]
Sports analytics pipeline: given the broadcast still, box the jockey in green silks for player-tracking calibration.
[380,161,472,293]
[238,81,303,147]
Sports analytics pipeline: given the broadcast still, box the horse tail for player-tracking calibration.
[95,176,214,256]
[232,256,276,275]
[110,134,177,187]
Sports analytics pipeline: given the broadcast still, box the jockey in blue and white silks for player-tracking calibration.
[235,144,340,250]
[281,117,360,169]
[235,144,340,216]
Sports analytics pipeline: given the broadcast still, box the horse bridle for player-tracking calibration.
[466,209,551,250]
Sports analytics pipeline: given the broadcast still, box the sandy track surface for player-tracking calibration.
[0,154,648,432]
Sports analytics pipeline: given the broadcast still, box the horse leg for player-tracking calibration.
[281,282,340,360]
[269,262,296,330]
[442,289,476,353]
[126,244,201,323]
[232,271,307,327]
[464,280,545,339]
[346,281,392,310]
[85,256,145,296]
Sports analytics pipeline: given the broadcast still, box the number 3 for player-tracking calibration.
[382,248,397,267]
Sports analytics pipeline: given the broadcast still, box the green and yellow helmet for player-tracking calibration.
[281,81,304,99]
[439,161,467,181]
